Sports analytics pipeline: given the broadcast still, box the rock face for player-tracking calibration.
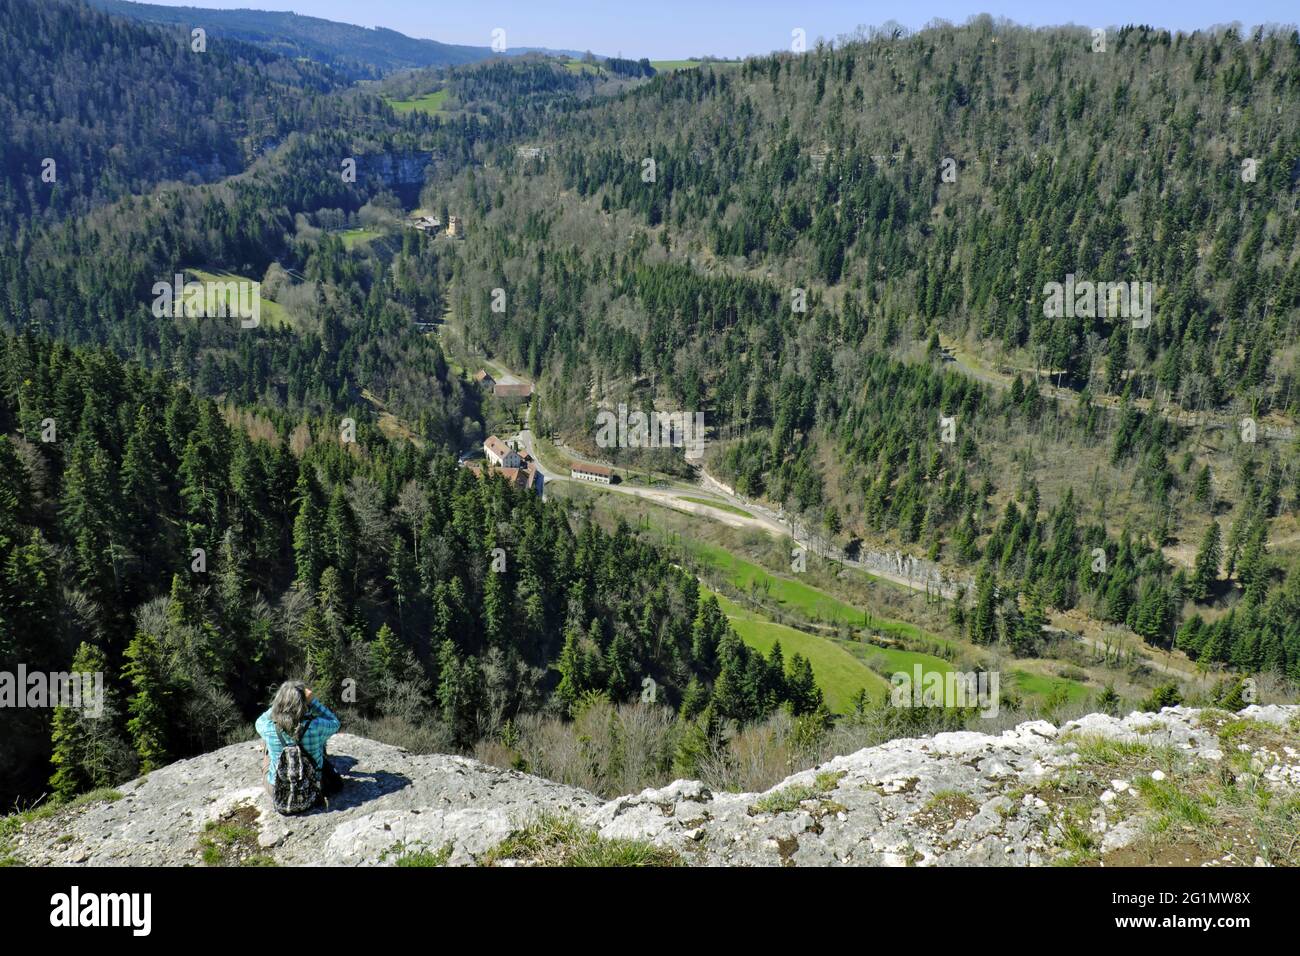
[9,705,1298,867]
[354,151,433,189]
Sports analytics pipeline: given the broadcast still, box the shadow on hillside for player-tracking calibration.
[319,754,412,813]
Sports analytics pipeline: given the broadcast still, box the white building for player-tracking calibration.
[570,462,613,484]
[484,435,521,468]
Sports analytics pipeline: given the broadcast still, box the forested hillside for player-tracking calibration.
[0,332,834,807]
[0,0,348,233]
[85,0,492,79]
[434,23,1300,679]
[2,6,1299,814]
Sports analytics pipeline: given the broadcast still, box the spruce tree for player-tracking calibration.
[123,631,172,773]
[1191,521,1222,603]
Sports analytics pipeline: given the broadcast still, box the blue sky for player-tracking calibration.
[143,1,1299,58]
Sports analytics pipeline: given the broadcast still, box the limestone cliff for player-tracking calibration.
[8,705,1298,867]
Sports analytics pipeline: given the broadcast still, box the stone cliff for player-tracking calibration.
[8,705,1298,867]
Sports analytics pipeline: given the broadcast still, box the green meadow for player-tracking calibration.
[710,591,888,712]
[1009,669,1092,704]
[848,643,953,683]
[338,227,383,250]
[385,89,449,115]
[186,269,291,329]
[687,540,936,644]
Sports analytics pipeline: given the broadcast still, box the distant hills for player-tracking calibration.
[85,0,592,78]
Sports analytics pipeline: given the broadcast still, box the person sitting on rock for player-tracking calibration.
[256,681,343,804]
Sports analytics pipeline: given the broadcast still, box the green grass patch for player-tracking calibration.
[552,475,949,648]
[690,542,863,625]
[198,806,272,866]
[750,783,821,814]
[0,787,122,839]
[482,813,681,867]
[563,59,605,74]
[1054,815,1100,866]
[851,643,953,683]
[386,89,449,114]
[1217,718,1290,752]
[394,844,453,867]
[915,789,980,830]
[1067,735,1181,776]
[712,591,888,712]
[1136,776,1214,829]
[187,269,291,329]
[1010,669,1090,705]
[338,227,383,250]
[1070,736,1153,767]
[650,59,701,71]
[687,540,944,646]
[751,771,844,815]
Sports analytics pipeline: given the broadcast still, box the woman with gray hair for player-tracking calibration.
[255,681,342,806]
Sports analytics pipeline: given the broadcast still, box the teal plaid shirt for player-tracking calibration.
[256,700,340,784]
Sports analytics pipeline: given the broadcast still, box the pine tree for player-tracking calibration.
[690,595,727,676]
[481,555,507,648]
[711,632,748,721]
[1193,465,1212,508]
[305,568,349,704]
[324,484,357,591]
[1011,586,1046,655]
[49,641,134,799]
[1191,521,1222,603]
[970,567,999,644]
[555,625,586,709]
[785,654,823,716]
[123,631,172,773]
[292,465,325,589]
[605,630,634,701]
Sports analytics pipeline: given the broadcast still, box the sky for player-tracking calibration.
[139,1,1300,58]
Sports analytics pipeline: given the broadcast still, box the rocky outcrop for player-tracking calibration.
[354,151,433,189]
[8,705,1297,867]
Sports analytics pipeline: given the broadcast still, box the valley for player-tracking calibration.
[0,2,1296,870]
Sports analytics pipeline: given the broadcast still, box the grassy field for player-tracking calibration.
[689,541,863,624]
[1010,669,1092,704]
[847,642,953,681]
[187,269,291,329]
[385,89,449,115]
[687,540,937,646]
[710,592,889,712]
[338,227,383,250]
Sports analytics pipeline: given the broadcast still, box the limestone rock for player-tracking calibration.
[9,706,1298,867]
